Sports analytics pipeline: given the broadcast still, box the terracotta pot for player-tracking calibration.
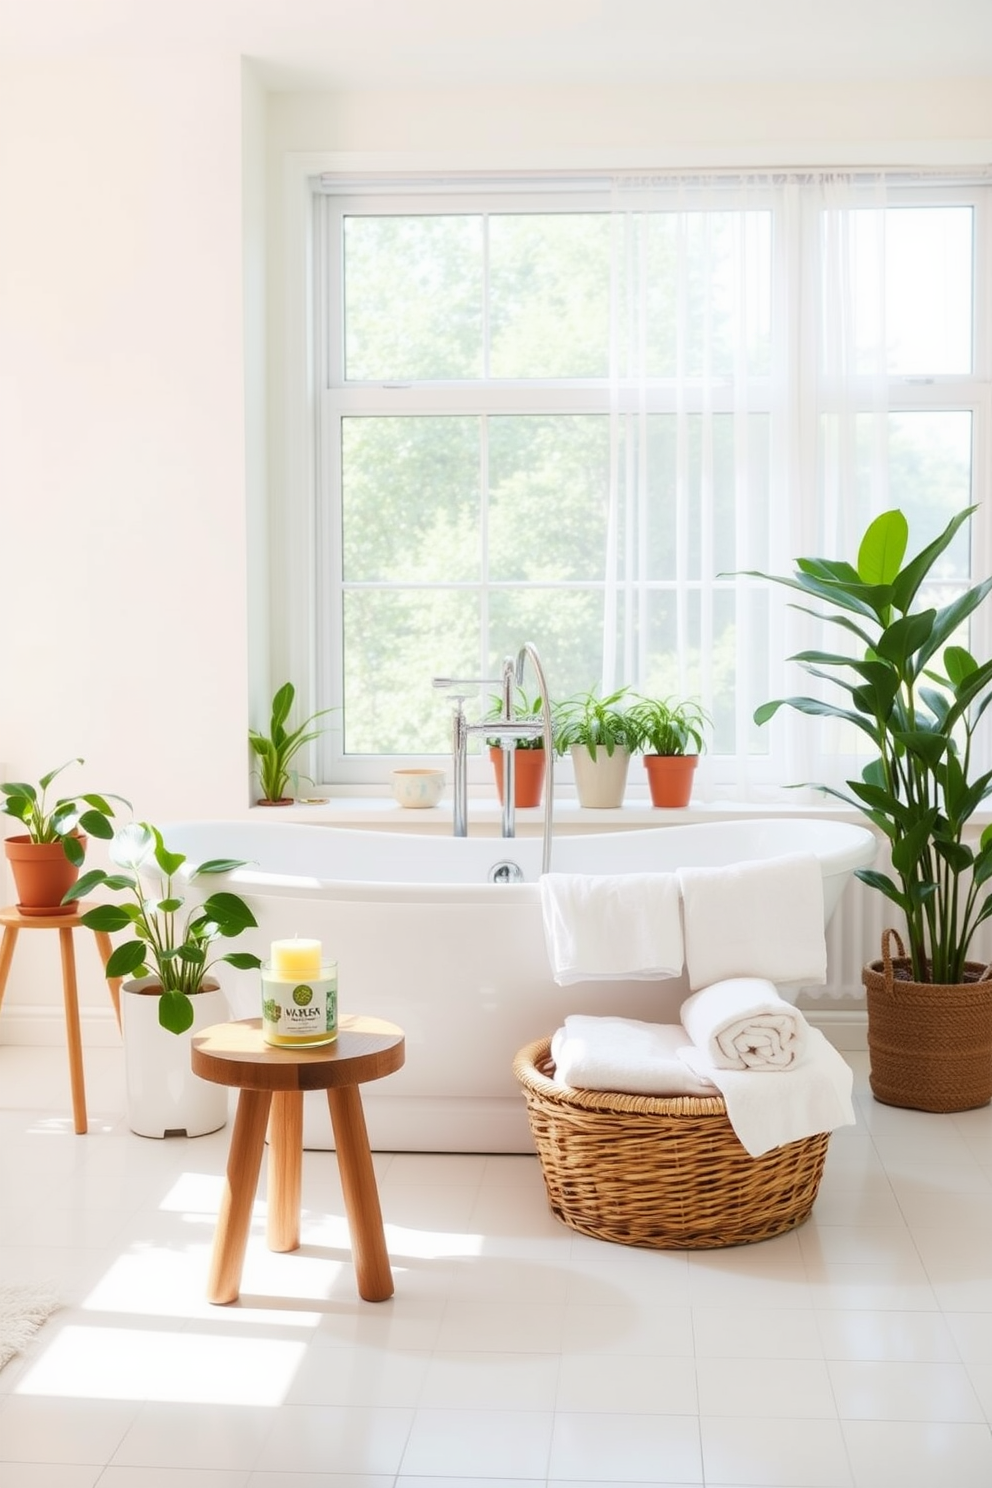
[256,797,294,807]
[571,745,630,808]
[644,754,698,808]
[489,747,546,808]
[4,834,86,916]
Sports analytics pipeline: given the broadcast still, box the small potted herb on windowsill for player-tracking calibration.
[249,682,337,806]
[552,688,639,808]
[628,696,709,807]
[485,687,546,808]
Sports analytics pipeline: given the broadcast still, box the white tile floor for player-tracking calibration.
[2,1042,992,1487]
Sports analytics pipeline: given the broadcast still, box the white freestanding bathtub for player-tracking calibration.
[163,818,876,1153]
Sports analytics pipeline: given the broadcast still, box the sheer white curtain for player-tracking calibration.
[603,171,892,802]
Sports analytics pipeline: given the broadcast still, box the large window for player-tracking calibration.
[303,173,990,795]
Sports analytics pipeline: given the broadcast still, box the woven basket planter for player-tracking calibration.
[512,1037,830,1249]
[863,929,992,1113]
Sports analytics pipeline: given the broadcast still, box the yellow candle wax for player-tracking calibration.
[270,937,322,980]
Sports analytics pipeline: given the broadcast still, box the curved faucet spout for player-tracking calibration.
[515,642,555,875]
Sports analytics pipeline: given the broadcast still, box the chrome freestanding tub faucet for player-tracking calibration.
[433,642,555,875]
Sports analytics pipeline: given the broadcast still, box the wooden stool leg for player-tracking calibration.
[267,1089,303,1253]
[208,1088,272,1305]
[0,925,17,1014]
[58,927,87,1135]
[92,930,123,1032]
[327,1085,393,1302]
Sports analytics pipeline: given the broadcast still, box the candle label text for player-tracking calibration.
[261,972,338,1045]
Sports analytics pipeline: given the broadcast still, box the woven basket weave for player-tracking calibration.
[512,1037,830,1249]
[863,928,992,1113]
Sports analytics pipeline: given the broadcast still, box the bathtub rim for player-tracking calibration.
[171,816,878,909]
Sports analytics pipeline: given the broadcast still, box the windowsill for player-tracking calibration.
[246,795,893,834]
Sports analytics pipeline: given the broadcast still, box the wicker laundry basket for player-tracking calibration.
[513,1037,830,1249]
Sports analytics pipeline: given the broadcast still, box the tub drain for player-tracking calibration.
[488,860,524,885]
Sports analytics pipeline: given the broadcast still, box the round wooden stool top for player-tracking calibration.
[191,1014,405,1093]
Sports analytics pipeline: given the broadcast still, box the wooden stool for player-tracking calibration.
[0,904,124,1134]
[191,1015,405,1306]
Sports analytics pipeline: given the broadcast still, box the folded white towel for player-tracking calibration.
[680,978,809,1071]
[679,1027,855,1157]
[539,872,684,985]
[551,1016,718,1097]
[677,853,827,992]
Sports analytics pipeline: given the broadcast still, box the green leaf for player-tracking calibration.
[189,857,250,878]
[201,892,258,933]
[158,991,195,1036]
[891,730,948,767]
[752,695,880,740]
[61,834,85,867]
[857,509,908,586]
[106,940,149,977]
[223,951,264,970]
[874,610,935,674]
[890,813,939,875]
[270,681,295,734]
[79,904,134,932]
[944,645,977,687]
[38,760,82,791]
[77,808,114,840]
[888,505,977,614]
[855,868,909,911]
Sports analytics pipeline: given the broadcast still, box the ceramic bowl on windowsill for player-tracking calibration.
[390,768,446,809]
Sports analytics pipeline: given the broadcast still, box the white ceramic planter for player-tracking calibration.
[570,744,631,808]
[121,979,230,1138]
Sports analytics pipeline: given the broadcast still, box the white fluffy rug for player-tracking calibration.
[0,1284,61,1370]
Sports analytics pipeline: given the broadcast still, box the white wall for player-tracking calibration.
[0,56,250,1033]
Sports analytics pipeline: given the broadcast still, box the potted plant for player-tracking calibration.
[748,504,992,1111]
[552,687,638,808]
[628,696,709,807]
[1,759,129,915]
[486,687,547,808]
[248,682,336,805]
[63,823,263,1136]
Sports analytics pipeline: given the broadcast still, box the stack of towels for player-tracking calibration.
[539,857,855,1158]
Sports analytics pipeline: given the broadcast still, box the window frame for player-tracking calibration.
[289,173,992,793]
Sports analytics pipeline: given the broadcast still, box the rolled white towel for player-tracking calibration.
[539,872,684,985]
[550,1015,718,1097]
[680,978,809,1071]
[679,1027,855,1157]
[677,853,827,991]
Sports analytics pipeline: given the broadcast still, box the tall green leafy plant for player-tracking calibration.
[750,505,992,984]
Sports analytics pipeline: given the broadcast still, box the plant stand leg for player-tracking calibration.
[0,924,17,1014]
[58,927,87,1135]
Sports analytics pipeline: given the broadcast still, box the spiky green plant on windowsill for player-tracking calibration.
[249,682,337,804]
[63,823,262,1033]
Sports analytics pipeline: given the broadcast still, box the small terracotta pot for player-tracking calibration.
[644,755,698,808]
[4,834,86,915]
[256,797,294,807]
[490,747,546,808]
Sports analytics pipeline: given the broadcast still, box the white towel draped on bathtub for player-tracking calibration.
[550,1016,718,1097]
[539,872,684,985]
[677,853,827,992]
[679,978,809,1071]
[679,1026,856,1157]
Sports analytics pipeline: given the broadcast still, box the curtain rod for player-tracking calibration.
[316,165,992,193]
